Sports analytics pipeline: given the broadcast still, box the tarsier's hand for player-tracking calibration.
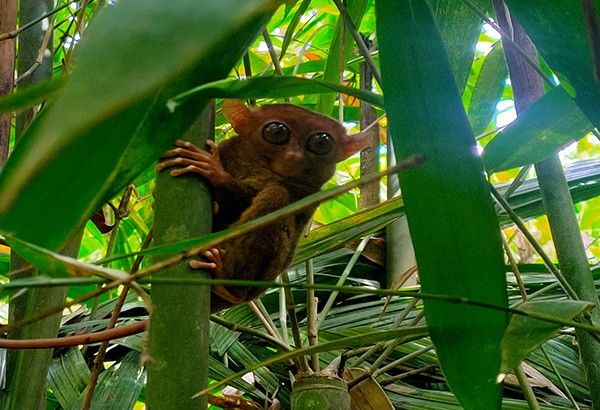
[157,139,230,187]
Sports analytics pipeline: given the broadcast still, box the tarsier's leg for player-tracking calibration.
[217,184,299,298]
[189,184,297,307]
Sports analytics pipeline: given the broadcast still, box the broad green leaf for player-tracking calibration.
[501,300,594,373]
[168,76,384,110]
[0,0,283,251]
[468,43,508,135]
[483,86,593,172]
[376,1,508,408]
[504,1,600,128]
[428,0,487,92]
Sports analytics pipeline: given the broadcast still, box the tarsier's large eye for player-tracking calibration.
[262,122,291,145]
[306,132,334,155]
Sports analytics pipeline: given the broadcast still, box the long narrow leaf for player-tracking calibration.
[484,86,593,172]
[168,76,384,110]
[376,1,508,408]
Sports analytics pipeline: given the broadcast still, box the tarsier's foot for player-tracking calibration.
[189,248,247,306]
[157,139,230,186]
[190,248,246,305]
[189,248,224,274]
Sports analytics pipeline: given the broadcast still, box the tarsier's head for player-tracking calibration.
[222,100,372,188]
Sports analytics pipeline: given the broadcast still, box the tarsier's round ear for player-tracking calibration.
[339,129,374,160]
[222,99,253,134]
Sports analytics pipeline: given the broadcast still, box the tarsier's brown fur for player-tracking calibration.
[158,100,370,311]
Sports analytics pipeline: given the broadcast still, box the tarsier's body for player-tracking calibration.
[159,100,369,311]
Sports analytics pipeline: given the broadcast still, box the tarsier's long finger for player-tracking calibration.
[189,259,217,270]
[156,158,211,173]
[175,139,204,153]
[202,248,223,264]
[169,165,215,177]
[160,147,211,161]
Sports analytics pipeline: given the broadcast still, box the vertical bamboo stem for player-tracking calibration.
[493,1,600,406]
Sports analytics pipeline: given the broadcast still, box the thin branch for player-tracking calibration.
[490,184,579,300]
[262,29,284,76]
[64,0,92,67]
[315,235,371,330]
[280,271,311,372]
[0,321,146,349]
[515,365,541,410]
[15,25,53,84]
[501,232,528,301]
[305,259,319,371]
[0,1,76,41]
[331,0,382,86]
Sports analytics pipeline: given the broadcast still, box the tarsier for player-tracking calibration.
[158,100,371,311]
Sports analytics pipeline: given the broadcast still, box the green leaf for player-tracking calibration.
[86,351,144,409]
[504,1,600,128]
[376,1,508,408]
[428,0,487,92]
[5,235,129,280]
[0,77,64,113]
[0,0,283,251]
[501,300,594,373]
[280,0,312,57]
[47,348,91,410]
[294,197,404,265]
[316,0,369,115]
[468,43,508,135]
[204,326,429,395]
[483,86,593,172]
[498,159,600,224]
[168,76,384,110]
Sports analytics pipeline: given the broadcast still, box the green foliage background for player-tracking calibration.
[0,0,598,409]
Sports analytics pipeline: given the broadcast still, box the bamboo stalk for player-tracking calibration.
[146,104,214,409]
[493,1,600,406]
